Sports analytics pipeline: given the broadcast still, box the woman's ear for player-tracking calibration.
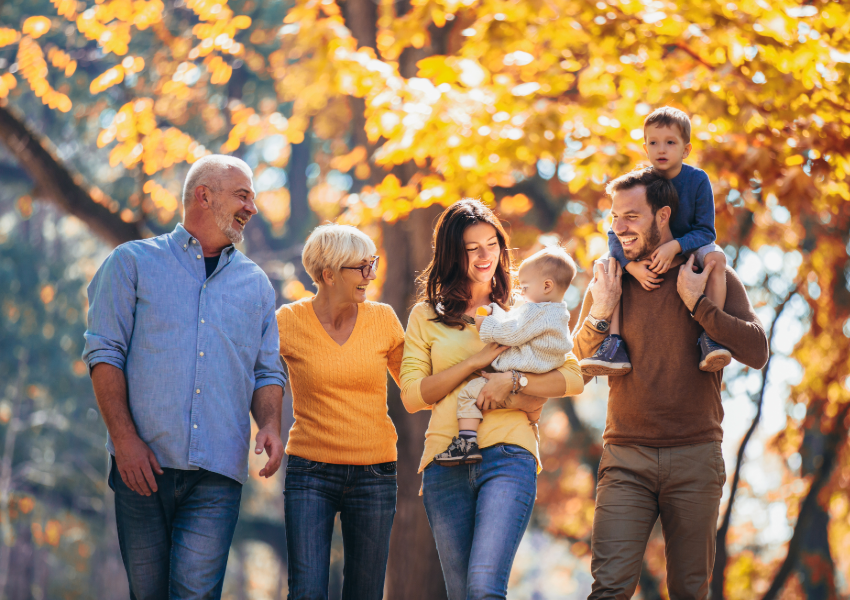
[322,268,335,286]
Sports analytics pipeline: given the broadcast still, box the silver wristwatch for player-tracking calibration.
[586,313,610,333]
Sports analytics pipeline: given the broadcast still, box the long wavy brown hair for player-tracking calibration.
[416,199,513,329]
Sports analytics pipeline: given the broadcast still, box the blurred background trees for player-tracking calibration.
[0,0,848,598]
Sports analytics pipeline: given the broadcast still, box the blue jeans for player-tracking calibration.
[109,456,242,600]
[283,456,397,600]
[423,444,537,600]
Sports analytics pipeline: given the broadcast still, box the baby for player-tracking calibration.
[434,246,576,465]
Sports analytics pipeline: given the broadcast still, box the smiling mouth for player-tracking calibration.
[356,285,368,291]
[619,235,638,248]
[473,262,492,272]
[234,215,248,227]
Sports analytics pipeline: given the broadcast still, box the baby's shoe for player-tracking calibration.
[434,436,482,466]
[698,332,731,372]
[580,334,632,377]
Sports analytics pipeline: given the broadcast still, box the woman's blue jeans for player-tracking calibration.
[283,456,397,600]
[423,444,537,600]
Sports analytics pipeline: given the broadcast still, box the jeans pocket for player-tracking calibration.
[368,462,397,479]
[221,293,262,348]
[286,455,323,472]
[499,444,535,461]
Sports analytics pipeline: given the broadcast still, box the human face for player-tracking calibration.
[517,263,549,304]
[610,186,663,261]
[338,255,378,303]
[643,123,692,178]
[463,222,501,287]
[207,168,257,244]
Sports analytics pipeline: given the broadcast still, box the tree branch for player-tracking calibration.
[0,103,144,247]
[711,284,798,599]
[760,402,850,600]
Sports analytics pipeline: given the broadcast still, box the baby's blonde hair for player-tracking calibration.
[302,223,377,286]
[520,246,576,293]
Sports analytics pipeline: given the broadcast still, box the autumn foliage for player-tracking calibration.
[0,0,849,597]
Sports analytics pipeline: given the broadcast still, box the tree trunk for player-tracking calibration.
[0,104,144,246]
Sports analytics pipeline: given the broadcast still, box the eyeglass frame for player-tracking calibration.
[341,255,380,279]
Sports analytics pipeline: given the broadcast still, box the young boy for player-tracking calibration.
[580,106,731,377]
[435,246,576,465]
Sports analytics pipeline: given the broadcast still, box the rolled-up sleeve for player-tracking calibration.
[399,305,433,413]
[555,352,584,397]
[254,280,287,391]
[82,248,137,374]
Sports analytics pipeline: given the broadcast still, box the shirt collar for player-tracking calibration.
[172,223,235,256]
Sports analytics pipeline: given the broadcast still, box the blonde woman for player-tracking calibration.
[276,224,404,600]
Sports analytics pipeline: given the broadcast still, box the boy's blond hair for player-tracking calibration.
[521,246,577,293]
[302,223,376,286]
[644,106,691,144]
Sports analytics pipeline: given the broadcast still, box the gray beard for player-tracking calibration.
[210,196,243,244]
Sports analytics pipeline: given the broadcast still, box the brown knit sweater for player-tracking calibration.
[573,256,769,447]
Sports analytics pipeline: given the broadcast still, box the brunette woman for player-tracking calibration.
[399,199,584,599]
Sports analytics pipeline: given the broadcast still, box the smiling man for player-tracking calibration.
[83,155,286,600]
[573,168,769,599]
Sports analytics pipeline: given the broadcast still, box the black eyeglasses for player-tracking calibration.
[341,256,379,278]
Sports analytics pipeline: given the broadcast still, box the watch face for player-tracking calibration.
[519,376,528,387]
[596,321,609,332]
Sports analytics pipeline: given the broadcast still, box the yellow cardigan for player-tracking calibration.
[400,303,584,473]
[277,299,405,465]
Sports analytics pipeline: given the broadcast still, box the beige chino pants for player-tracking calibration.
[588,442,726,600]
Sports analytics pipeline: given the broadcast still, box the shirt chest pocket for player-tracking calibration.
[220,293,262,348]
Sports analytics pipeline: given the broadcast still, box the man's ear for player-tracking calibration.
[656,206,672,228]
[194,185,209,208]
[683,142,692,159]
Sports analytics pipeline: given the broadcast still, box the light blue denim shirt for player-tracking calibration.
[83,223,286,484]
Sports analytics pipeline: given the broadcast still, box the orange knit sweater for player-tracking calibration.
[276,298,405,465]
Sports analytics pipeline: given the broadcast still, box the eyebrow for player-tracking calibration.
[234,187,254,195]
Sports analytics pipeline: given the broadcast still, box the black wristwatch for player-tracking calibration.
[586,313,610,333]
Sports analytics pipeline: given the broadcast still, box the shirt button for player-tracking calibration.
[203,284,206,289]
[201,319,205,323]
[197,254,201,259]
[199,352,204,356]
[196,389,200,394]
[193,424,198,429]
[183,244,187,249]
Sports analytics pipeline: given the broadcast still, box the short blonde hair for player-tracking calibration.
[520,246,577,292]
[302,224,377,285]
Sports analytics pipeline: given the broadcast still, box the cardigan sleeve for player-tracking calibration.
[399,304,434,413]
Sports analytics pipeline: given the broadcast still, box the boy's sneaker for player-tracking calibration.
[434,437,482,466]
[698,332,731,372]
[580,334,632,377]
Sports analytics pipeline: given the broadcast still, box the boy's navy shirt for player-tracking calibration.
[608,163,716,267]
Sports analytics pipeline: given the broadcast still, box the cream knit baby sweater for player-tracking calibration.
[479,301,573,373]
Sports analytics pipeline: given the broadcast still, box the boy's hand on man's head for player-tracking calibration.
[649,240,681,274]
[625,260,663,291]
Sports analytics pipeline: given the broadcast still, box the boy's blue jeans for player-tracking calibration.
[422,444,537,600]
[283,456,397,600]
[109,457,242,600]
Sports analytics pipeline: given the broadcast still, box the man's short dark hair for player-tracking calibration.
[605,168,679,219]
[644,106,691,144]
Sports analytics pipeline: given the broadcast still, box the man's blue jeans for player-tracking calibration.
[109,457,242,600]
[283,456,397,600]
[422,444,537,600]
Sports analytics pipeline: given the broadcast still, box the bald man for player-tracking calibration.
[84,155,286,599]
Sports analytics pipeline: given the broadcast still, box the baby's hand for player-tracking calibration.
[474,315,486,331]
[625,260,663,291]
[649,240,681,274]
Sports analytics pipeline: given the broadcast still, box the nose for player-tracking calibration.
[612,217,627,236]
[245,196,258,216]
[367,268,377,281]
